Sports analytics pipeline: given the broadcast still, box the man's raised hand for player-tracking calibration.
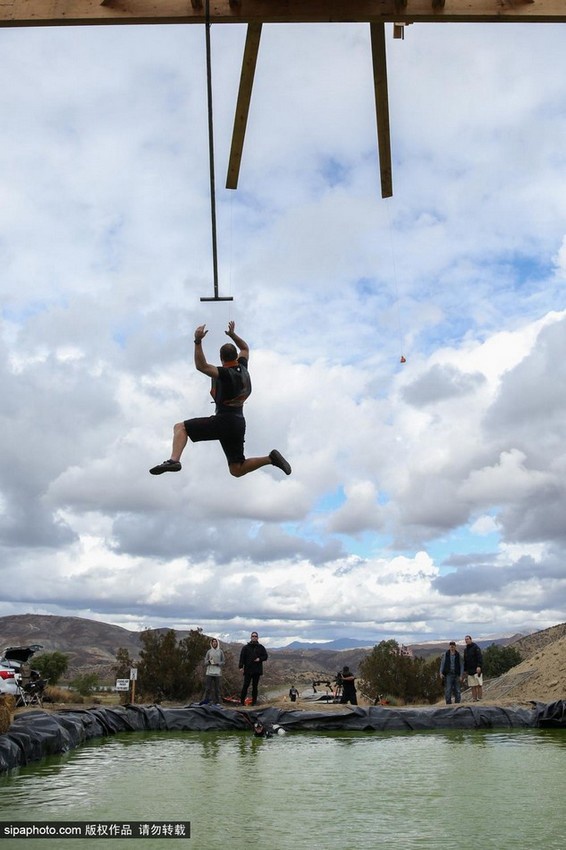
[194,324,208,342]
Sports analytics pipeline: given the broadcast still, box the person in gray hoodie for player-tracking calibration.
[203,638,225,704]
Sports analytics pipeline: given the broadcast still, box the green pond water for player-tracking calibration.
[0,728,565,849]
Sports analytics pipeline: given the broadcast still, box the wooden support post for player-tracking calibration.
[369,22,393,198]
[226,22,262,190]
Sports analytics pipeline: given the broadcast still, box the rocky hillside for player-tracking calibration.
[482,635,566,704]
[509,622,566,659]
[0,613,141,669]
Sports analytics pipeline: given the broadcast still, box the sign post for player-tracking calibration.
[130,667,138,704]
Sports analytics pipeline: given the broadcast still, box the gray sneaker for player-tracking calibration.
[149,460,182,475]
[269,450,291,475]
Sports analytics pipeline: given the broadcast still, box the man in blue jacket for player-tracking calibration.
[440,641,462,704]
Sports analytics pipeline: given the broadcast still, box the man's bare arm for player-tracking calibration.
[225,321,250,359]
[194,324,218,377]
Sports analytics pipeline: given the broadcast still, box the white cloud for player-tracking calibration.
[470,515,499,537]
[554,235,566,279]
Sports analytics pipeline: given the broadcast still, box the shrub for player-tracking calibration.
[69,673,99,696]
[33,651,70,685]
[482,644,522,678]
[359,639,443,704]
[136,628,211,702]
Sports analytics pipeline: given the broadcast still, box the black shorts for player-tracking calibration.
[184,414,246,465]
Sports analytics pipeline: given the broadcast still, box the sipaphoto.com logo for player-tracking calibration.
[2,823,79,838]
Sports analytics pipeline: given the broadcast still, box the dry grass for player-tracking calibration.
[0,695,14,734]
[43,686,84,705]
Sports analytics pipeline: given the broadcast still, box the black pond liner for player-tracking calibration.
[1,700,565,774]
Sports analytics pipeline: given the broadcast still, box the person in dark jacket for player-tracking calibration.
[239,631,268,706]
[463,635,483,701]
[440,641,462,704]
[339,666,358,705]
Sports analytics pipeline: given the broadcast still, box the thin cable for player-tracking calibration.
[385,198,405,361]
[205,0,219,298]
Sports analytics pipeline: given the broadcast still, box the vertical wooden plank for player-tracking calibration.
[370,22,393,198]
[226,22,262,190]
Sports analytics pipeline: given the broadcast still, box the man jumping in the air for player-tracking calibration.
[150,322,292,478]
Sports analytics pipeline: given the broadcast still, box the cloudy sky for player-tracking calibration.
[0,19,565,647]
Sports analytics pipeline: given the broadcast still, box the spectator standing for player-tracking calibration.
[440,641,462,704]
[239,632,268,706]
[339,666,358,706]
[203,638,225,704]
[463,635,483,701]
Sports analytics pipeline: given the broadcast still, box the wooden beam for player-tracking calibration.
[226,23,262,190]
[1,0,566,28]
[370,22,393,199]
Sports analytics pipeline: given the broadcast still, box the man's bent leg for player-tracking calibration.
[149,422,188,475]
[220,414,291,477]
[229,457,272,477]
[171,422,188,462]
[229,450,292,477]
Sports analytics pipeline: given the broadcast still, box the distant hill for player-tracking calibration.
[409,634,525,660]
[279,638,375,651]
[0,613,141,671]
[509,622,566,659]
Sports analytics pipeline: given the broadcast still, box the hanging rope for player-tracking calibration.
[201,0,233,303]
[385,198,405,363]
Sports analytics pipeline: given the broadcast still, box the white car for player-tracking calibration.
[0,645,43,695]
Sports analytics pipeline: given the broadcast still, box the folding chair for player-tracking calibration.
[16,673,45,708]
